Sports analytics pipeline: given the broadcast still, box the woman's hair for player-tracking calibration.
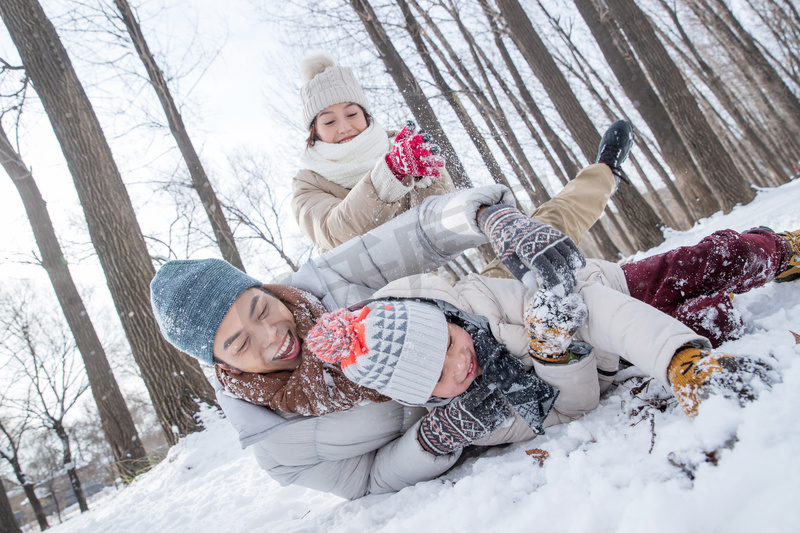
[306,104,372,148]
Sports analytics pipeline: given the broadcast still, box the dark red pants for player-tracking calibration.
[622,229,789,347]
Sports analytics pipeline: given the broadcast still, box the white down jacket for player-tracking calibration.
[216,185,514,500]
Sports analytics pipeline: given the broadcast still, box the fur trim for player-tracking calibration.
[300,52,335,83]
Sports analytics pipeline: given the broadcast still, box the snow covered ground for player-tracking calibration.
[46,179,800,533]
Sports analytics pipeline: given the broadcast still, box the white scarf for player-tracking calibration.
[301,122,391,190]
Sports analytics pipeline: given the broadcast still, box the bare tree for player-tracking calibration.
[348,0,472,189]
[221,149,312,276]
[656,0,790,185]
[573,0,720,219]
[111,0,245,271]
[0,415,47,531]
[698,0,800,128]
[0,0,217,445]
[1,294,90,513]
[400,0,549,205]
[26,435,68,524]
[0,121,148,479]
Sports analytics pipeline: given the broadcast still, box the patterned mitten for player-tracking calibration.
[524,287,588,364]
[479,204,585,294]
[385,120,445,181]
[667,342,779,417]
[417,382,512,456]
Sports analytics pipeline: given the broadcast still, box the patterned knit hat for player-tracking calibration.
[299,52,370,128]
[150,258,263,365]
[306,301,448,405]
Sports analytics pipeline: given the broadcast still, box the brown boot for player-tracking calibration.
[667,343,777,417]
[776,229,800,282]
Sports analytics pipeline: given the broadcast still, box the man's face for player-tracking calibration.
[213,288,301,374]
[430,323,482,398]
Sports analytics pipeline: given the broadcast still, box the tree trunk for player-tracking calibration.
[574,0,719,219]
[0,0,217,446]
[493,0,665,250]
[348,0,471,188]
[3,456,47,530]
[113,0,245,271]
[53,422,87,513]
[477,1,625,259]
[687,0,800,160]
[481,0,581,181]
[412,0,550,205]
[0,126,149,479]
[393,0,518,200]
[604,0,756,212]
[0,479,21,533]
[659,0,790,185]
[706,0,800,125]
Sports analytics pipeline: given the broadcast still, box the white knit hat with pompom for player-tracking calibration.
[299,52,370,128]
[306,301,448,405]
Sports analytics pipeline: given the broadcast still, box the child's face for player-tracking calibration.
[314,102,368,144]
[431,323,482,398]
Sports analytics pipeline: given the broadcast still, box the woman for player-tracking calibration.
[292,52,455,253]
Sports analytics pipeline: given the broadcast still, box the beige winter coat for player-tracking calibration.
[292,132,456,253]
[373,259,707,445]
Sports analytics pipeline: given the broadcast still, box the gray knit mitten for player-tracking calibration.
[479,204,585,294]
[417,383,512,456]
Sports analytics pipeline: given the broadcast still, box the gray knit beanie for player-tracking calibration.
[299,52,370,128]
[306,301,448,405]
[150,258,263,365]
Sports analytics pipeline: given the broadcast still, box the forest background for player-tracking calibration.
[0,0,797,530]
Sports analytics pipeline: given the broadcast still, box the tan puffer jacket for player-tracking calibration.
[373,260,708,444]
[292,132,456,253]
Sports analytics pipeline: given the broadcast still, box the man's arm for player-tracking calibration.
[248,403,461,499]
[305,185,514,305]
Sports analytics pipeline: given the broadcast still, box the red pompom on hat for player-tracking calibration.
[306,307,370,369]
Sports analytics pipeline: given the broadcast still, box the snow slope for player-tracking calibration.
[47,180,800,533]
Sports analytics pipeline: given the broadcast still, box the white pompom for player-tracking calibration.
[300,52,335,83]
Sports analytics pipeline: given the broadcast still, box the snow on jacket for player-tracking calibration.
[371,260,709,445]
[292,131,456,253]
[216,185,514,500]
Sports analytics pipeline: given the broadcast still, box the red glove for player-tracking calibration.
[385,120,445,181]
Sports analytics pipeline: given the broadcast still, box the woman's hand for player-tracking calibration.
[385,120,445,181]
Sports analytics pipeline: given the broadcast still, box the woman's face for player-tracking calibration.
[314,102,368,144]
[431,323,482,399]
[213,288,301,374]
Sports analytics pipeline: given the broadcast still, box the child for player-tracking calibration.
[305,225,797,453]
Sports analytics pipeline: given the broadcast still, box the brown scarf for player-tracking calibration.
[215,284,389,416]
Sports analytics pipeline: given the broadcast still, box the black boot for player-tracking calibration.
[596,120,635,194]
